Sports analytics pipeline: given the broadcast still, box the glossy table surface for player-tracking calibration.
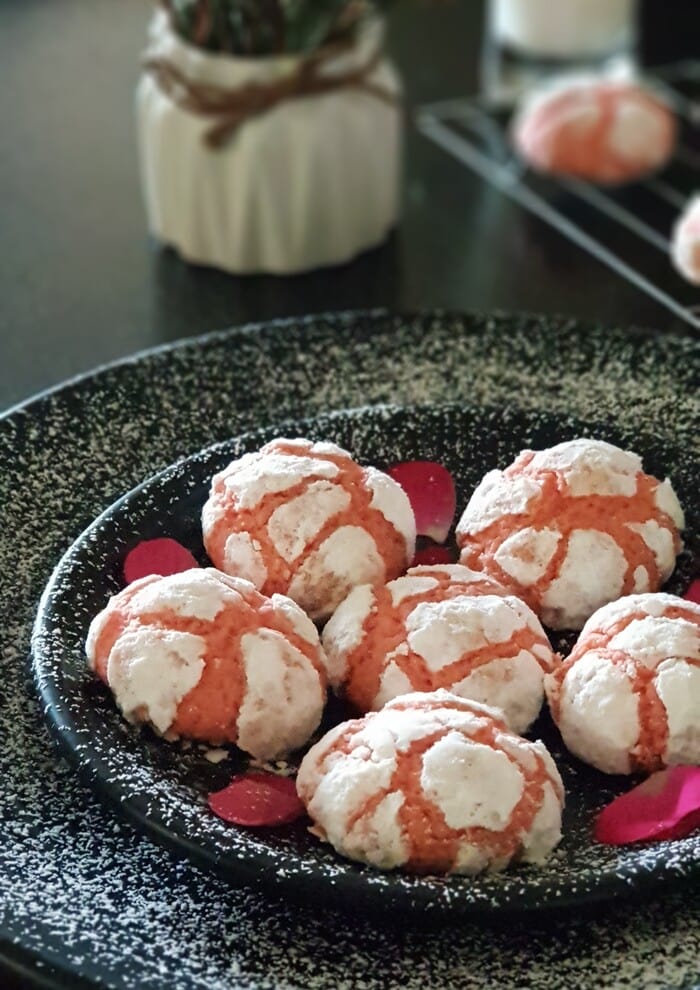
[1,2,698,988]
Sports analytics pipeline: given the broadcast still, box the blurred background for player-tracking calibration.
[0,0,698,408]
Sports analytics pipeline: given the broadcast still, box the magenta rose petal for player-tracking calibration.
[123,538,199,584]
[594,766,700,845]
[411,544,456,567]
[208,772,305,827]
[387,461,457,544]
[684,578,700,605]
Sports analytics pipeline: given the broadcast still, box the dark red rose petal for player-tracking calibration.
[208,772,305,826]
[411,544,456,567]
[684,578,700,606]
[595,765,700,845]
[388,461,457,544]
[123,538,199,584]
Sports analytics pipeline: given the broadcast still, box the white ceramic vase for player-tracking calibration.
[136,13,402,275]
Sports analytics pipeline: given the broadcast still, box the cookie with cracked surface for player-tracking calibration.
[323,563,556,733]
[456,438,684,631]
[202,437,416,621]
[296,690,564,875]
[512,74,676,184]
[546,593,700,774]
[86,567,328,760]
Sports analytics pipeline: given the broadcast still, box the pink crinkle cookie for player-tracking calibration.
[546,593,700,775]
[202,438,416,621]
[456,438,684,631]
[296,690,564,875]
[671,195,700,285]
[512,74,676,184]
[322,563,556,733]
[86,568,328,760]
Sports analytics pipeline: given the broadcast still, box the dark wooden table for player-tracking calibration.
[1,2,697,987]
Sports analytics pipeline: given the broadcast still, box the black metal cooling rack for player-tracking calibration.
[417,59,700,331]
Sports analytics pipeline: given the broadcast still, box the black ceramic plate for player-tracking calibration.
[6,312,700,990]
[32,400,699,920]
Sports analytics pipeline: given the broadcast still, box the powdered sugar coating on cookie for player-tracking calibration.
[296,690,564,875]
[202,438,416,621]
[86,567,328,759]
[322,563,556,732]
[456,439,684,630]
[545,593,700,774]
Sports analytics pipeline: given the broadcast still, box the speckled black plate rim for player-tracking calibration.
[1,308,395,421]
[30,400,700,923]
[4,304,698,427]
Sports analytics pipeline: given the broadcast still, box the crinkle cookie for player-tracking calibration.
[322,563,556,733]
[545,593,700,774]
[202,438,416,621]
[296,690,564,875]
[512,74,676,184]
[86,568,327,759]
[456,438,684,631]
[671,194,700,285]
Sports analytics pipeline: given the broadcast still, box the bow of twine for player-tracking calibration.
[143,38,399,149]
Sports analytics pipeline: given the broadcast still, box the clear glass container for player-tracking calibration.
[482,0,639,105]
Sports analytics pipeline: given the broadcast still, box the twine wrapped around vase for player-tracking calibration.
[143,35,399,148]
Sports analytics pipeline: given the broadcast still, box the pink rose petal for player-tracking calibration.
[123,538,199,584]
[387,461,457,544]
[684,578,700,605]
[411,543,456,567]
[208,772,305,827]
[595,766,700,845]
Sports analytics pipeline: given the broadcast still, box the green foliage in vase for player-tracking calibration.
[161,0,394,56]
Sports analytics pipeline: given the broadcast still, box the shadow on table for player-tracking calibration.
[148,233,403,346]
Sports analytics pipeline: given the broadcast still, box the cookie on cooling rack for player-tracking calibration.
[671,194,700,286]
[512,74,677,184]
